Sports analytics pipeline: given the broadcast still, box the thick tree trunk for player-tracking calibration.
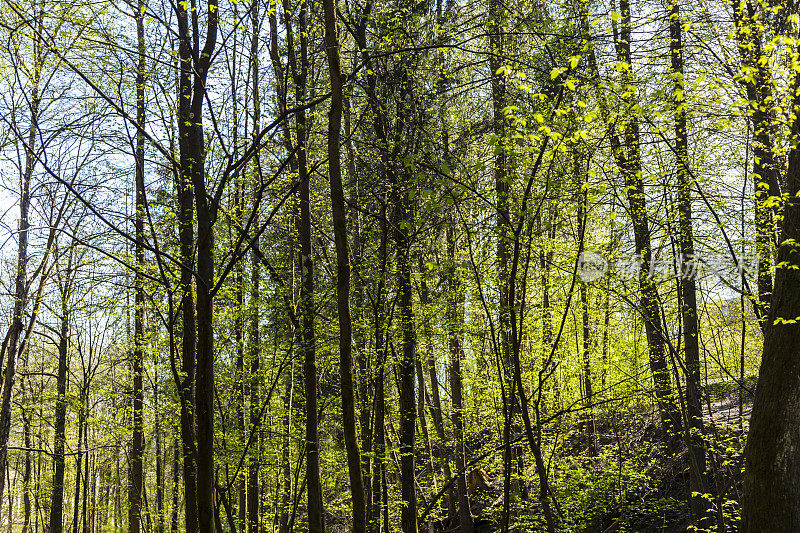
[741,45,800,533]
[175,10,198,531]
[175,0,218,528]
[193,135,216,533]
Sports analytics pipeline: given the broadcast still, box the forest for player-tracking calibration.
[0,0,798,530]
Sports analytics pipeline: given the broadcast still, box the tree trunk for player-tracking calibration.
[446,223,474,533]
[393,168,418,533]
[175,11,199,530]
[171,432,179,533]
[73,402,84,533]
[248,250,261,533]
[369,206,389,533]
[175,0,218,528]
[129,1,146,529]
[322,2,368,530]
[285,1,325,528]
[731,0,779,331]
[577,171,595,454]
[741,42,800,533]
[0,6,41,504]
[669,0,706,521]
[247,5,261,530]
[49,264,71,533]
[155,373,165,533]
[278,357,292,533]
[21,408,30,533]
[611,0,681,437]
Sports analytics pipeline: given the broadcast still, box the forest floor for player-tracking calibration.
[707,385,752,428]
[453,379,755,533]
[591,379,754,533]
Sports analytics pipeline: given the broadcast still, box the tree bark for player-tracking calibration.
[369,205,389,533]
[0,5,42,504]
[391,160,418,533]
[322,1,368,530]
[446,222,474,533]
[171,432,179,533]
[610,0,681,437]
[731,0,779,331]
[129,2,146,529]
[741,40,800,533]
[175,0,218,527]
[49,262,72,533]
[669,0,706,521]
[283,1,325,529]
[577,180,595,455]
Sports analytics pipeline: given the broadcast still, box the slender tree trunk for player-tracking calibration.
[129,2,147,529]
[278,358,292,533]
[347,96,373,523]
[285,2,325,527]
[235,194,247,533]
[247,5,261,531]
[611,0,681,436]
[21,409,31,533]
[171,433,179,533]
[446,223,473,533]
[369,208,389,533]
[322,3,367,529]
[0,6,42,504]
[155,374,165,533]
[73,401,85,533]
[49,266,71,533]
[418,268,453,516]
[234,166,246,530]
[414,346,435,491]
[82,406,90,533]
[576,171,595,454]
[248,249,261,533]
[489,0,514,513]
[731,0,778,331]
[669,0,706,521]
[393,168,418,533]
